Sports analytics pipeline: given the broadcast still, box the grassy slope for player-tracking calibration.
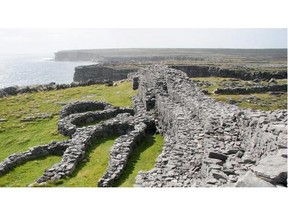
[48,134,164,187]
[0,81,138,186]
[0,156,61,187]
[58,136,119,187]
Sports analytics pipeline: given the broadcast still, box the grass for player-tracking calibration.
[46,133,164,187]
[191,77,287,111]
[113,134,164,187]
[0,81,137,186]
[0,155,61,187]
[56,135,119,187]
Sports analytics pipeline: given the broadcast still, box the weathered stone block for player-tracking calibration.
[235,171,275,187]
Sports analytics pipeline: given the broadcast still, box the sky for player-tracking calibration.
[0,28,286,54]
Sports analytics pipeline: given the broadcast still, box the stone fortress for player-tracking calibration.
[0,64,287,187]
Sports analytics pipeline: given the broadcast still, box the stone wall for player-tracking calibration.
[213,84,287,94]
[59,101,112,118]
[133,65,287,187]
[0,141,70,177]
[0,99,153,186]
[58,107,134,137]
[0,64,287,187]
[0,79,113,99]
[171,65,287,80]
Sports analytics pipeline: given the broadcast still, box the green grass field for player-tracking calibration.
[0,81,164,187]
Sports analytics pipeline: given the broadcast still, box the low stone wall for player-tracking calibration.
[0,141,70,176]
[0,79,113,99]
[214,84,287,94]
[133,65,287,187]
[58,108,134,137]
[98,122,147,187]
[0,99,153,186]
[37,113,136,184]
[59,100,112,118]
[171,65,287,80]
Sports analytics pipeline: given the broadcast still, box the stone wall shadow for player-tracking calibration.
[112,133,156,187]
[64,135,119,181]
[0,155,62,187]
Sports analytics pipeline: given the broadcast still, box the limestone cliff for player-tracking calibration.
[73,64,138,82]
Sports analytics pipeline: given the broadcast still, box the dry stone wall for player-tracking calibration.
[0,99,153,186]
[171,65,287,80]
[0,79,113,99]
[214,84,287,95]
[133,65,287,187]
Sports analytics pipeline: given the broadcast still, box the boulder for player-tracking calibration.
[0,90,8,98]
[104,80,113,86]
[235,171,275,187]
[252,155,287,185]
[211,170,228,181]
[277,149,287,158]
[203,158,224,166]
[3,86,18,95]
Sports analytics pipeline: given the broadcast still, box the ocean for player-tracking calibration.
[0,54,94,88]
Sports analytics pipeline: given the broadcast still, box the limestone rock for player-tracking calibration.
[0,90,8,98]
[208,151,228,161]
[252,155,287,185]
[277,149,287,158]
[235,171,275,187]
[211,170,228,181]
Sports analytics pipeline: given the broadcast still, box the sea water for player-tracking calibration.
[0,54,94,88]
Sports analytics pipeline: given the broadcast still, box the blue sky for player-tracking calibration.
[0,28,286,54]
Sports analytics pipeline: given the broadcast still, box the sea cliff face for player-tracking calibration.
[73,63,287,83]
[73,64,138,82]
[171,65,287,80]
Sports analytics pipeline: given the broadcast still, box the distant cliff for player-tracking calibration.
[170,65,287,80]
[55,48,288,64]
[74,64,138,82]
[54,51,97,61]
[54,49,204,63]
[56,48,287,82]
